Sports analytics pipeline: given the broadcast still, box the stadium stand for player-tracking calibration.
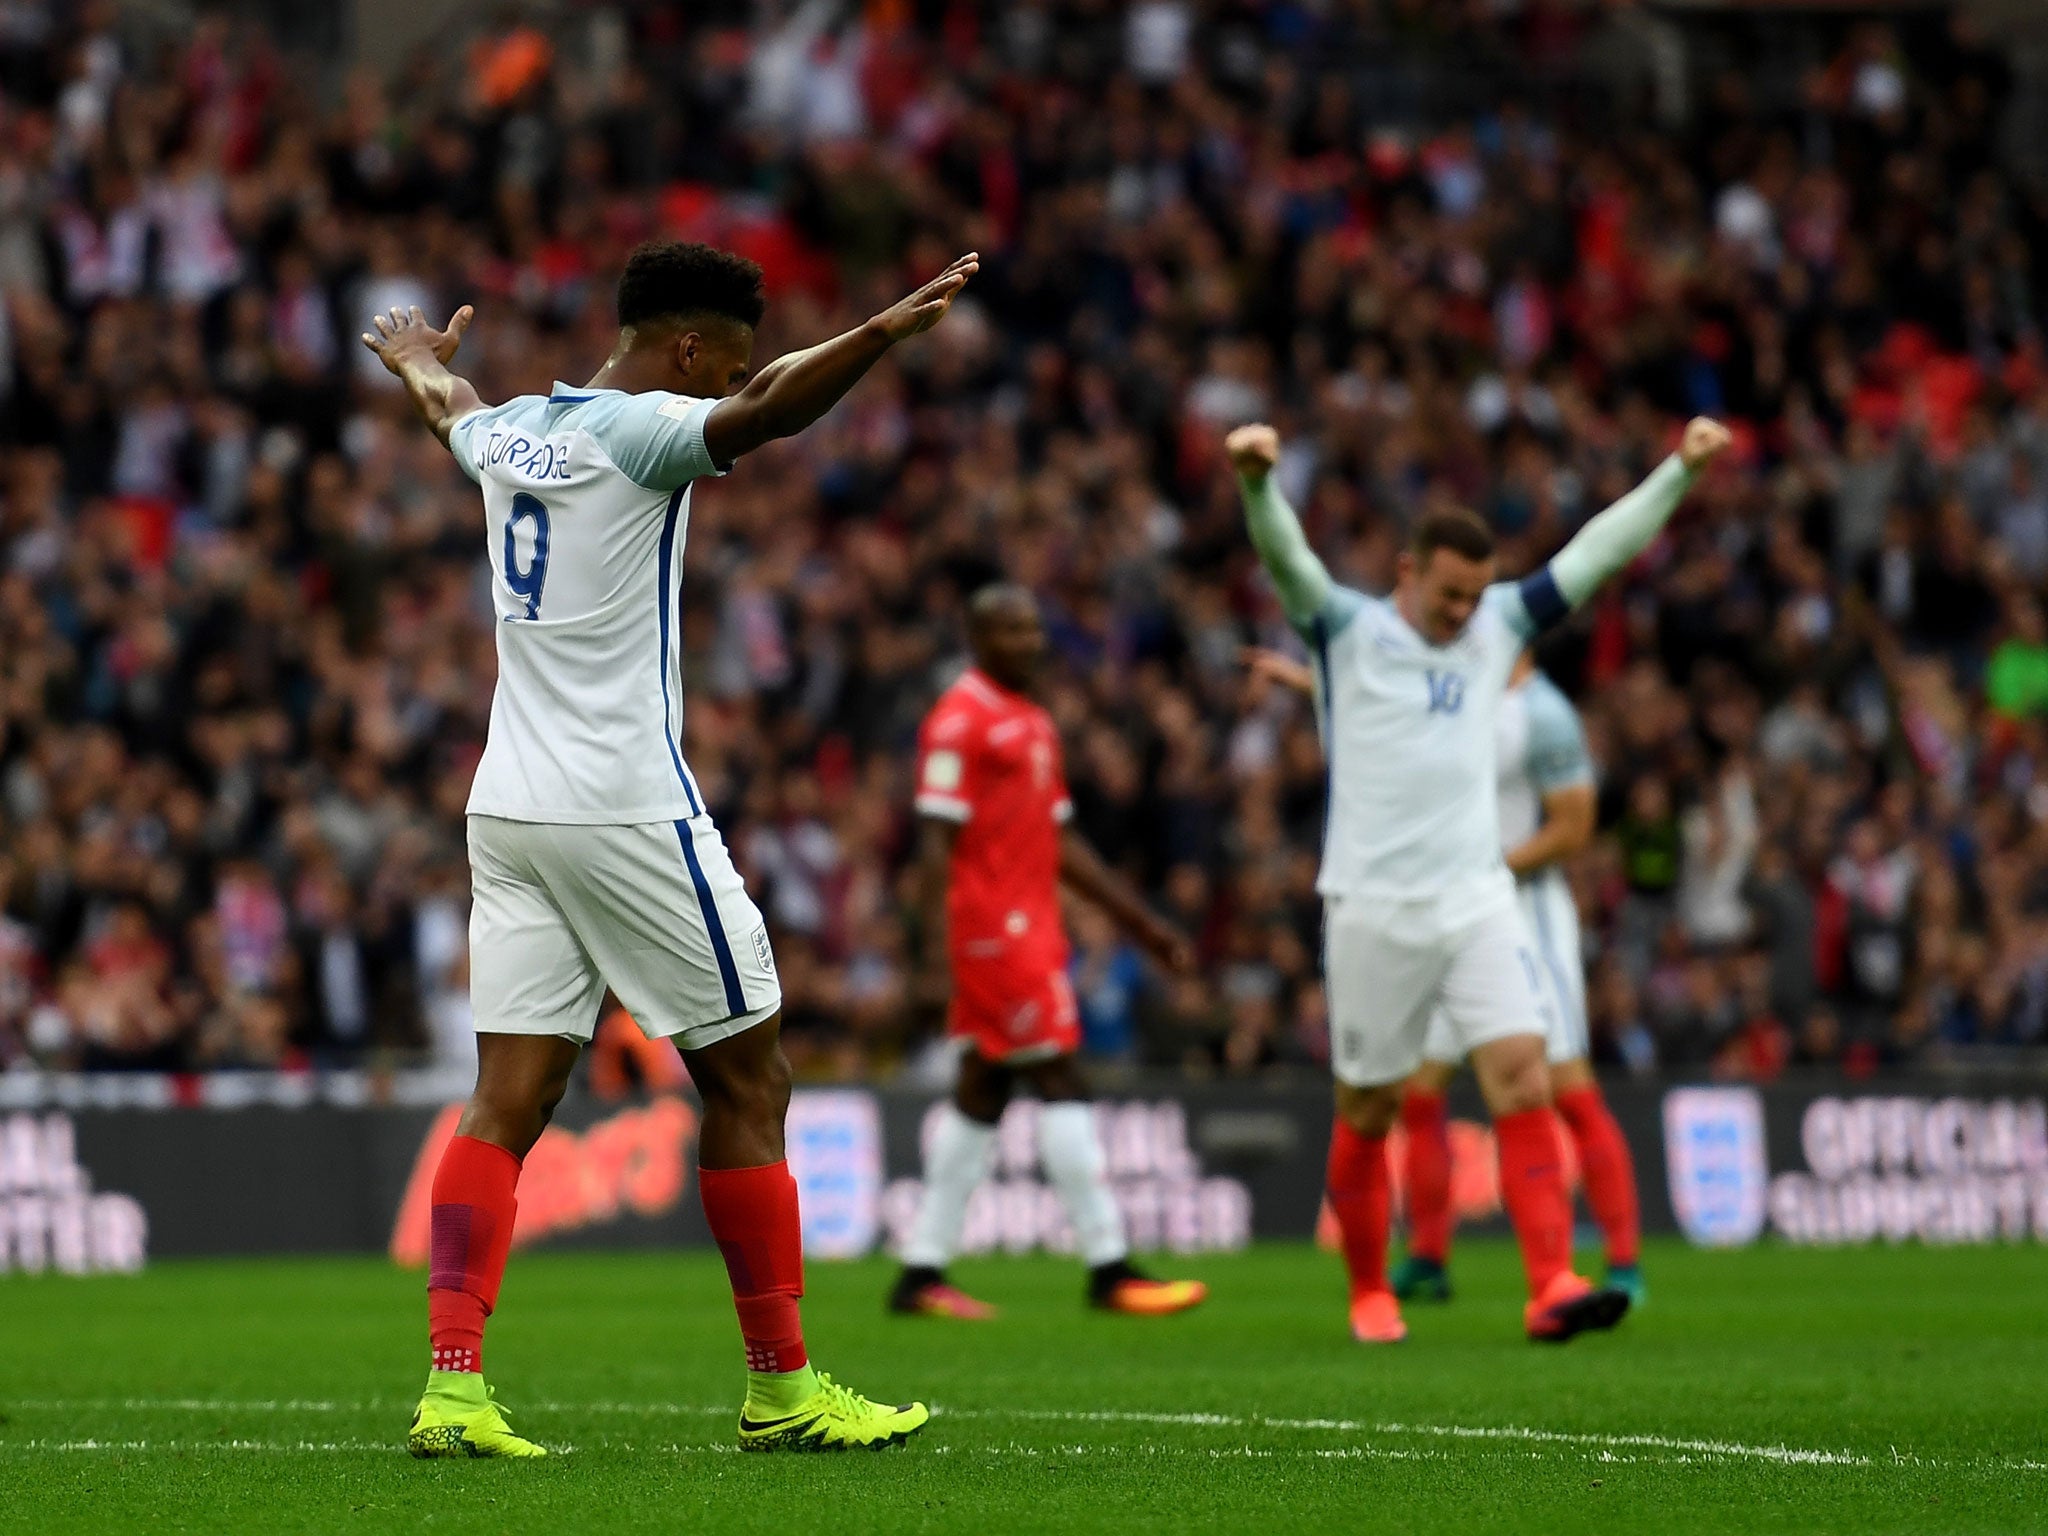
[0,0,2044,1090]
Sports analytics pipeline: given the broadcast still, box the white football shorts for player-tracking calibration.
[1325,887,1552,1089]
[467,813,781,1049]
[1421,875,1587,1068]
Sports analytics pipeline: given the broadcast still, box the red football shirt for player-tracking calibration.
[914,668,1071,977]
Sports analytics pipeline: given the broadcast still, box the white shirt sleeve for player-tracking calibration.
[1525,680,1595,791]
[1547,454,1695,606]
[584,392,727,493]
[446,404,502,485]
[1476,585,1535,684]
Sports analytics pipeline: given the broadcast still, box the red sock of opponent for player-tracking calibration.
[427,1135,521,1374]
[1494,1108,1574,1299]
[1325,1119,1391,1300]
[700,1161,808,1375]
[1400,1090,1453,1264]
[1555,1084,1640,1268]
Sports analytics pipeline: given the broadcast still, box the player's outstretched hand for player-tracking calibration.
[1139,918,1197,976]
[1679,416,1733,472]
[873,254,980,342]
[1224,423,1280,480]
[361,304,474,376]
[1242,646,1314,699]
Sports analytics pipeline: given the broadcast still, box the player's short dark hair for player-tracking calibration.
[616,242,767,331]
[1410,507,1496,565]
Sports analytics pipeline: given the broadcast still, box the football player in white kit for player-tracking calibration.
[1250,643,1646,1308]
[364,241,977,1456]
[1225,416,1729,1343]
[1392,652,1646,1309]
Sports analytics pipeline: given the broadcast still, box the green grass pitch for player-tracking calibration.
[4,1239,2046,1534]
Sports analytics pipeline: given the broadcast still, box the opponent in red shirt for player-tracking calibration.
[889,585,1208,1319]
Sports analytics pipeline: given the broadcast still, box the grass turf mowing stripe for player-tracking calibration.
[8,1244,2047,1535]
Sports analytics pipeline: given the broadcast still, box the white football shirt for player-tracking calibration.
[448,383,725,824]
[1305,583,1536,911]
[1495,670,1595,897]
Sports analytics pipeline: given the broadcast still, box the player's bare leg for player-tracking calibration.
[1549,1055,1644,1304]
[410,1032,579,1458]
[1392,1057,1458,1303]
[1470,1034,1628,1342]
[1329,1080,1405,1342]
[461,1032,583,1152]
[687,1010,795,1167]
[688,1014,929,1450]
[1024,1055,1206,1316]
[891,1048,1011,1319]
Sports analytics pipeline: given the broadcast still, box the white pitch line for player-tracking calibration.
[8,1438,399,1454]
[937,1407,1878,1467]
[1370,1421,1870,1467]
[5,1396,2031,1474]
[0,1439,1639,1465]
[8,1398,362,1414]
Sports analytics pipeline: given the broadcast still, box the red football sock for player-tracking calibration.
[1400,1090,1453,1264]
[427,1135,521,1374]
[700,1161,808,1375]
[1494,1108,1574,1300]
[1325,1119,1391,1301]
[1555,1084,1640,1268]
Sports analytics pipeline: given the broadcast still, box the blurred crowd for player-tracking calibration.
[0,0,2044,1086]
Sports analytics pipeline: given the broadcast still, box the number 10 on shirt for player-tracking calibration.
[503,491,551,620]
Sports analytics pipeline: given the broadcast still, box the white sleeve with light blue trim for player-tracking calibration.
[447,399,524,485]
[1524,677,1594,792]
[1497,454,1698,640]
[580,392,726,493]
[1491,455,1699,642]
[1316,583,1369,638]
[1239,473,1367,639]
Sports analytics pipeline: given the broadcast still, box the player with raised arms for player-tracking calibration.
[1226,416,1729,1343]
[364,241,977,1456]
[888,585,1208,1320]
[1391,649,1645,1308]
[1244,645,1644,1306]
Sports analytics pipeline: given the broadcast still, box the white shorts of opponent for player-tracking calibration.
[1324,881,1555,1090]
[467,813,782,1049]
[1420,874,1587,1070]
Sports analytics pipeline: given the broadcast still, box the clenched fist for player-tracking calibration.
[1679,417,1733,472]
[1224,423,1281,479]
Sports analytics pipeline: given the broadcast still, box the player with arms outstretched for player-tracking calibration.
[1227,416,1729,1343]
[364,241,977,1457]
[1245,646,1644,1306]
[1391,650,1645,1307]
[888,586,1208,1319]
